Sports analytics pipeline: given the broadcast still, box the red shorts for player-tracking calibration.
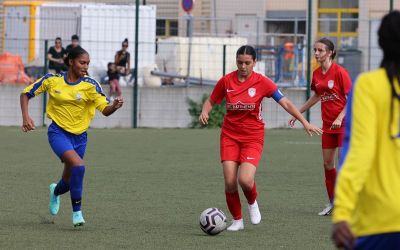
[322,133,344,149]
[220,134,263,167]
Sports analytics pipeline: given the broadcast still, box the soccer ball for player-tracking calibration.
[199,208,227,235]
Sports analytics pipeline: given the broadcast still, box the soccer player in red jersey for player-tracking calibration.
[289,38,352,216]
[199,45,322,231]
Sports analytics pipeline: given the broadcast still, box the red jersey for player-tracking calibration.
[311,63,352,134]
[210,71,278,141]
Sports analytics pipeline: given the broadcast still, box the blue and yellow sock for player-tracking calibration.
[54,178,70,196]
[70,166,85,212]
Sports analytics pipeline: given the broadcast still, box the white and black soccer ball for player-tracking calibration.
[199,208,227,235]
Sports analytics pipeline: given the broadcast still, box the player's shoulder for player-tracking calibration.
[42,72,63,81]
[224,71,237,80]
[81,76,103,92]
[355,68,386,88]
[81,76,100,86]
[333,63,350,75]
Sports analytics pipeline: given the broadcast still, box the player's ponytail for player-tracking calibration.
[236,45,257,60]
[378,10,400,140]
[64,46,89,67]
[316,38,336,60]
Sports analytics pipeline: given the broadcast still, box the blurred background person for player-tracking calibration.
[115,38,131,76]
[47,37,67,74]
[107,62,122,98]
[66,34,81,56]
[332,11,400,250]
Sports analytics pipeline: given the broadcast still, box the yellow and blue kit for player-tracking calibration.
[22,72,109,158]
[333,68,400,238]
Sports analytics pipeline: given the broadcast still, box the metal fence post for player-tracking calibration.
[133,0,139,128]
[43,40,48,127]
[222,44,226,76]
[306,0,312,122]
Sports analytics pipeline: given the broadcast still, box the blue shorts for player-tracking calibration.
[47,122,87,159]
[355,232,400,250]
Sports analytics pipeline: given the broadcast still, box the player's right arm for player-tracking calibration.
[20,94,35,132]
[199,98,215,125]
[288,93,320,127]
[20,74,51,132]
[199,78,226,125]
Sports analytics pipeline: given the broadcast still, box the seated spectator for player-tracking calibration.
[47,37,67,73]
[107,62,122,98]
[115,38,131,76]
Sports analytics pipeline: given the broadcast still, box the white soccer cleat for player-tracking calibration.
[248,200,262,224]
[227,219,244,231]
[318,203,333,216]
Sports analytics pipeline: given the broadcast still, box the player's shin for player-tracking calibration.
[54,178,70,196]
[243,182,257,205]
[225,191,242,220]
[70,166,85,212]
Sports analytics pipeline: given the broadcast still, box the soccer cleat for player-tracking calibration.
[49,183,60,215]
[248,200,262,224]
[72,211,85,227]
[227,219,244,231]
[318,203,333,216]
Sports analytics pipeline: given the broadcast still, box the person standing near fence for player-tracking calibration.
[332,11,400,249]
[20,47,123,227]
[66,34,81,56]
[199,45,322,231]
[47,37,67,74]
[115,38,131,76]
[288,38,352,216]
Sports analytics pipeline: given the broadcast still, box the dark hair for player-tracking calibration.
[64,46,88,67]
[316,38,336,60]
[122,38,128,45]
[55,37,62,41]
[378,11,400,139]
[236,45,257,60]
[71,34,79,41]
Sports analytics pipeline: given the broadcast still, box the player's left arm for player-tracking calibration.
[332,69,353,129]
[331,100,347,130]
[89,80,123,116]
[102,97,124,116]
[269,88,322,136]
[278,97,322,136]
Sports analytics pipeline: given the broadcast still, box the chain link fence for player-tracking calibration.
[0,1,398,128]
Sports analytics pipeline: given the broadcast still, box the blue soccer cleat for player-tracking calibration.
[49,183,60,215]
[72,211,85,227]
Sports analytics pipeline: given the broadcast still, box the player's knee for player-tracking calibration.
[63,155,84,167]
[323,161,334,169]
[224,180,237,193]
[238,176,253,190]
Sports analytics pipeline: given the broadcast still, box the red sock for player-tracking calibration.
[324,168,337,203]
[243,182,257,205]
[225,191,242,220]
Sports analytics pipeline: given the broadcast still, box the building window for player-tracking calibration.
[156,19,178,37]
[318,0,359,48]
[156,19,166,36]
[319,0,358,8]
[169,20,178,36]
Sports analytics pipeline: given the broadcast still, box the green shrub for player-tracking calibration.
[187,94,226,128]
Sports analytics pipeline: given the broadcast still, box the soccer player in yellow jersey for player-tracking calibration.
[332,11,400,249]
[20,47,123,227]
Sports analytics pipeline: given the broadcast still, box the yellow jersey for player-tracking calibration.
[22,72,109,135]
[333,68,400,236]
